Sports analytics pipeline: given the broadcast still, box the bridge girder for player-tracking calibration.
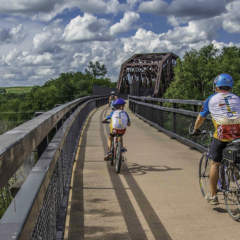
[117,53,178,97]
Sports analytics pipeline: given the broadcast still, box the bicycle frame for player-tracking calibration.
[203,151,232,194]
[217,163,228,193]
[110,134,123,173]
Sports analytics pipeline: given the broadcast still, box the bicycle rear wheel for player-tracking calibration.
[115,141,122,173]
[224,165,240,221]
[110,139,114,166]
[199,152,211,197]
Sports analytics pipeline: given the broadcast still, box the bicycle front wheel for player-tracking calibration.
[224,165,240,221]
[199,152,211,197]
[115,141,122,174]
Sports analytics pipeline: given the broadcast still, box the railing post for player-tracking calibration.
[193,105,198,113]
[173,103,177,133]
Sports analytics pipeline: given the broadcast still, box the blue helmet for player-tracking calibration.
[112,98,126,107]
[214,73,233,88]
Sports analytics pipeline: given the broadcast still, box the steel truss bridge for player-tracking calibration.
[117,53,178,97]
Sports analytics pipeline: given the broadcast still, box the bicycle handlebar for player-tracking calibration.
[188,122,212,137]
[102,120,110,124]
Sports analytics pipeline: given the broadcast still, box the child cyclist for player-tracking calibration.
[102,98,131,160]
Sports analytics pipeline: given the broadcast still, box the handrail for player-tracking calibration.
[130,99,199,117]
[129,95,204,106]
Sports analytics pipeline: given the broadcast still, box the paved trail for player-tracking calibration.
[66,106,240,240]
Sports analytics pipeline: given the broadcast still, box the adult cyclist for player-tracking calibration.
[102,98,131,160]
[108,91,117,108]
[191,73,240,205]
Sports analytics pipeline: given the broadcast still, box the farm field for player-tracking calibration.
[0,86,33,94]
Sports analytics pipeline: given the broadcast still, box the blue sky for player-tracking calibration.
[0,0,239,86]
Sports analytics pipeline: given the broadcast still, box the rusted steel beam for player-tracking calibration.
[117,53,178,97]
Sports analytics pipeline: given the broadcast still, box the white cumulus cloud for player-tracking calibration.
[0,24,25,43]
[0,0,61,14]
[138,0,169,14]
[20,52,53,65]
[33,26,63,53]
[63,13,111,42]
[110,11,140,35]
[139,0,227,21]
[222,1,240,33]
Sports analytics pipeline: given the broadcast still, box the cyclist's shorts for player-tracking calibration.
[110,128,126,137]
[209,138,228,163]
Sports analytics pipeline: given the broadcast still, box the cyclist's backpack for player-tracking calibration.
[223,144,240,163]
[111,110,128,130]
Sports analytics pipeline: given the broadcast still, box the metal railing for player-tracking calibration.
[129,96,213,152]
[0,95,107,240]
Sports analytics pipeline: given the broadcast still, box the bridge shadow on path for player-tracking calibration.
[84,227,130,240]
[85,206,123,218]
[127,162,182,175]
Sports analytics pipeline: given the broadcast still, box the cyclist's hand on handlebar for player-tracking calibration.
[102,119,109,124]
[189,128,201,136]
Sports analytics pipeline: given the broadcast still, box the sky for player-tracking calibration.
[0,0,240,87]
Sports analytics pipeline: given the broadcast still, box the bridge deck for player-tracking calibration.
[65,106,240,240]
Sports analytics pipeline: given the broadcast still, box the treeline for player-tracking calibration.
[164,44,240,100]
[0,61,115,114]
[0,61,115,132]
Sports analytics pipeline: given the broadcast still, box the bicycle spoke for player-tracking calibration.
[199,153,211,197]
[115,140,122,174]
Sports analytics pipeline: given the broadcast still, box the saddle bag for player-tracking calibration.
[223,144,240,163]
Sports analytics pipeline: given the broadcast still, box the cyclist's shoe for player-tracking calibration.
[104,152,112,161]
[205,194,219,205]
[121,147,127,152]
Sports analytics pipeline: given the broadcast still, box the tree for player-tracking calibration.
[163,44,239,100]
[0,88,6,94]
[85,61,107,78]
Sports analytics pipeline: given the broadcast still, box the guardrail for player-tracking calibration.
[0,95,108,240]
[129,95,213,152]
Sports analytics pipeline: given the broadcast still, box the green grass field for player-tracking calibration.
[0,86,33,94]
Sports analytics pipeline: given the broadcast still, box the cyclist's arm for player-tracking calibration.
[193,97,210,131]
[193,114,205,131]
[105,111,114,120]
[125,112,131,126]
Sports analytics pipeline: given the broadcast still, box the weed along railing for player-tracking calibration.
[129,95,213,152]
[0,95,108,240]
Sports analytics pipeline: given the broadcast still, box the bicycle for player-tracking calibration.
[102,120,125,173]
[190,128,240,221]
